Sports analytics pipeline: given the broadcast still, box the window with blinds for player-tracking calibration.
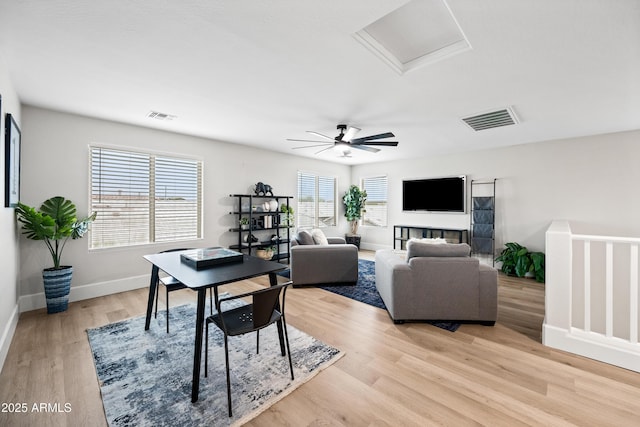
[297,171,336,228]
[90,146,202,249]
[362,175,388,227]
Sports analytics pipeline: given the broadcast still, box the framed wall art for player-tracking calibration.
[5,113,21,207]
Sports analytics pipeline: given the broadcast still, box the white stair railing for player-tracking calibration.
[544,221,640,372]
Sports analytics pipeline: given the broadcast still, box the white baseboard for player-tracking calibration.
[0,303,19,374]
[360,242,392,252]
[543,323,640,373]
[18,274,149,313]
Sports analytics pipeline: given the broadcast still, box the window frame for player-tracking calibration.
[297,171,337,229]
[89,145,203,250]
[361,175,388,228]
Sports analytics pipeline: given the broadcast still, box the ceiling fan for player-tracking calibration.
[287,124,398,157]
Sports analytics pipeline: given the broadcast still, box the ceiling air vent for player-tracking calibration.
[147,111,176,121]
[462,107,518,131]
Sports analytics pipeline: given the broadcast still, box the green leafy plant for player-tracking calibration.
[279,203,294,227]
[342,185,367,235]
[495,242,545,283]
[239,217,250,229]
[16,196,97,269]
[529,251,545,283]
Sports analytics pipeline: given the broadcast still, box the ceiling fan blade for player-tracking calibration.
[287,138,331,143]
[291,143,334,150]
[315,146,335,155]
[350,144,380,153]
[307,131,335,141]
[351,132,395,143]
[354,141,399,146]
[343,126,361,142]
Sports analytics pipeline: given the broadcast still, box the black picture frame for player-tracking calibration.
[5,113,21,208]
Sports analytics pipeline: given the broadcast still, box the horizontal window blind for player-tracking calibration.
[297,171,336,228]
[318,175,336,227]
[362,175,388,227]
[90,146,202,249]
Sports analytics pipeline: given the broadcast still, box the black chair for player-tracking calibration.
[205,281,294,417]
[153,248,213,333]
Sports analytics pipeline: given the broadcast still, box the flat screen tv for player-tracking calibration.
[402,176,466,212]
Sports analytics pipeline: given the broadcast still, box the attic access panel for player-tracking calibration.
[354,0,471,74]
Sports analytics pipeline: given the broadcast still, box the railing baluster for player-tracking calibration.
[606,242,613,338]
[584,241,591,332]
[631,244,639,344]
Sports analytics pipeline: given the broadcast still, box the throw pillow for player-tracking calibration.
[407,241,471,259]
[407,237,447,245]
[311,228,329,245]
[295,230,315,245]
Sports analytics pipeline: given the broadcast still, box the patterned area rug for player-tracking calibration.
[282,259,460,332]
[87,301,342,427]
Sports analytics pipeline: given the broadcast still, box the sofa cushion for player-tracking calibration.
[295,230,315,245]
[407,241,471,259]
[311,228,329,245]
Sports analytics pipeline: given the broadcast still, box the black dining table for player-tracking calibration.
[143,250,287,402]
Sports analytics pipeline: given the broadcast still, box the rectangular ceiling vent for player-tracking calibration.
[147,111,176,121]
[462,107,518,131]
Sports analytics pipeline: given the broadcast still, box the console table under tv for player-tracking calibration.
[393,225,469,250]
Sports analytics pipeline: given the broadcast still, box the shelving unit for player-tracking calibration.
[393,225,468,250]
[228,194,293,263]
[470,179,496,264]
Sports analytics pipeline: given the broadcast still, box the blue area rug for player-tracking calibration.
[87,300,342,426]
[283,259,460,332]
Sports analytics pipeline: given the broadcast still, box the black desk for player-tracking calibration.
[143,251,287,402]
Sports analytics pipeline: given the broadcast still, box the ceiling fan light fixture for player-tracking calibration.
[334,142,351,156]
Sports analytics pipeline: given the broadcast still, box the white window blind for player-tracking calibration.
[297,171,337,228]
[362,175,388,227]
[90,146,202,249]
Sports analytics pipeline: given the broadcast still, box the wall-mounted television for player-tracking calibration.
[402,176,466,212]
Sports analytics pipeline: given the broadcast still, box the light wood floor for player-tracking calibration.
[1,256,639,426]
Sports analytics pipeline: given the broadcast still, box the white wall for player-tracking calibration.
[18,106,351,302]
[0,53,21,371]
[353,130,640,253]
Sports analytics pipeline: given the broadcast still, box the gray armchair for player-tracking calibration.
[375,240,497,324]
[289,230,358,286]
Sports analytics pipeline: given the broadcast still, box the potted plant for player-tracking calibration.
[279,203,294,228]
[256,245,275,260]
[342,185,367,248]
[495,242,545,283]
[239,217,250,230]
[15,196,96,313]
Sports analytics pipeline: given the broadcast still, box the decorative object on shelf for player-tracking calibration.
[243,233,259,243]
[256,246,275,260]
[264,215,273,229]
[280,203,294,228]
[239,217,250,230]
[495,242,545,283]
[15,196,97,313]
[269,199,278,212]
[254,181,274,197]
[343,185,367,237]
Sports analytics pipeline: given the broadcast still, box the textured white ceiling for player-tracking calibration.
[1,0,639,165]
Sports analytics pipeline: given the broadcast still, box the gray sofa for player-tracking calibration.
[290,230,359,286]
[375,240,497,324]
